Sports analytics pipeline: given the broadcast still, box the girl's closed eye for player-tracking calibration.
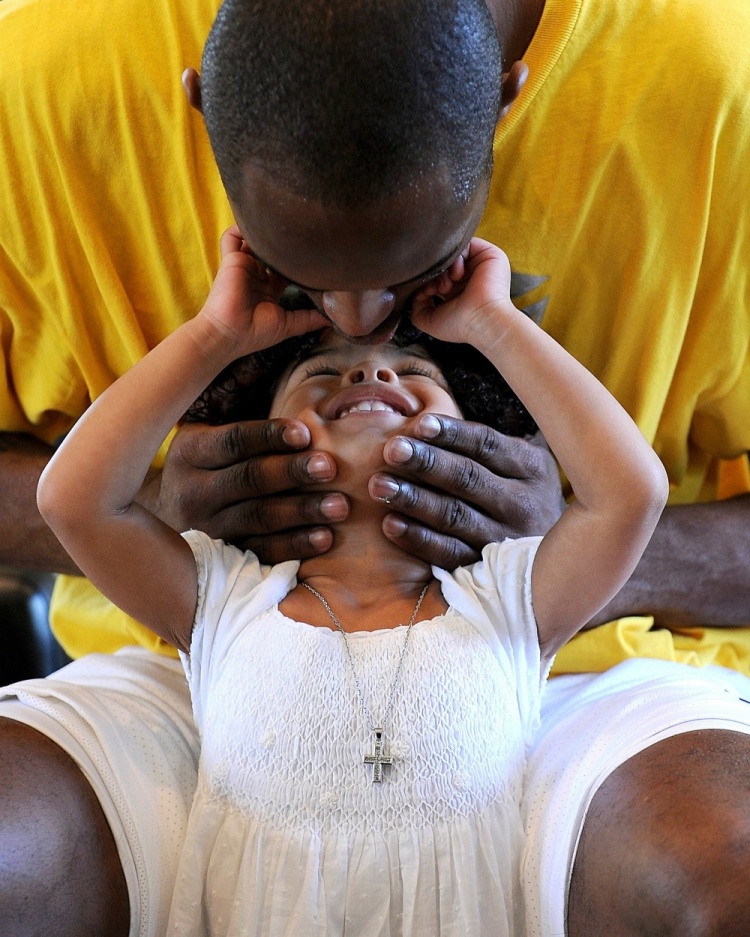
[301,363,341,380]
[398,363,437,379]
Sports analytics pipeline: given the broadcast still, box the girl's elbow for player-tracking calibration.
[633,454,670,527]
[36,464,77,532]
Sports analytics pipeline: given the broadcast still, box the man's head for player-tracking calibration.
[200,0,503,209]
[187,0,526,340]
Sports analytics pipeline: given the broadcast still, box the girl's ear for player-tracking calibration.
[182,67,203,113]
[498,60,529,121]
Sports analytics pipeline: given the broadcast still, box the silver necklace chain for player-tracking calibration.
[301,581,430,733]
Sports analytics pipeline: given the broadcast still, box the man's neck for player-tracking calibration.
[485,0,546,64]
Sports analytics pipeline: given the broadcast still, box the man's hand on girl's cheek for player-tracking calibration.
[369,416,566,570]
[142,418,349,565]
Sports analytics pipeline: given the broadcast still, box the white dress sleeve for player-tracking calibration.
[433,536,547,741]
[179,529,299,730]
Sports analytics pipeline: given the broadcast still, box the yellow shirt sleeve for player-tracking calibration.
[478,0,750,673]
[0,0,232,656]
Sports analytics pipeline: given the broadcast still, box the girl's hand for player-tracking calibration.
[411,237,516,347]
[200,226,327,354]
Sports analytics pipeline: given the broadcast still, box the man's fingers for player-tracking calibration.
[205,491,349,544]
[238,526,335,565]
[209,448,336,502]
[370,473,518,550]
[176,419,312,470]
[370,420,565,570]
[381,435,513,516]
[405,416,548,479]
[381,513,481,568]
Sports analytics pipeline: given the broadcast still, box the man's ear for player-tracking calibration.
[499,60,529,120]
[182,67,203,113]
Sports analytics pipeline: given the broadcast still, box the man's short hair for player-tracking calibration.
[201,0,503,208]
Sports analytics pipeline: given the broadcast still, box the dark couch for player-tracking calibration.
[0,569,70,684]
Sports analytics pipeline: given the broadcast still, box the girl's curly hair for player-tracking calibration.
[184,297,537,438]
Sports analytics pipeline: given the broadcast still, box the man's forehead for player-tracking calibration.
[231,162,488,291]
[251,243,463,295]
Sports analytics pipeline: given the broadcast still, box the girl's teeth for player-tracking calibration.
[340,401,396,418]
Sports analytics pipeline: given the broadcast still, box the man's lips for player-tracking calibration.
[322,309,404,345]
[324,383,420,420]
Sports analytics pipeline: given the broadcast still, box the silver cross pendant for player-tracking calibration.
[363,728,393,783]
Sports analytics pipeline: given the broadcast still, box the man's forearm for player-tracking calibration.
[588,493,750,629]
[0,434,81,574]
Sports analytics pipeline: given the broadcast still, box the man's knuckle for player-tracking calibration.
[475,425,502,462]
[522,449,546,480]
[439,497,472,532]
[219,424,248,462]
[442,538,478,569]
[170,426,202,466]
[510,494,534,529]
[219,457,262,498]
[236,496,270,533]
[412,444,437,473]
[259,418,284,451]
[454,459,487,498]
[397,483,423,511]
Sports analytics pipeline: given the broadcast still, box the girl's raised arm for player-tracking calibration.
[413,238,669,660]
[37,228,325,652]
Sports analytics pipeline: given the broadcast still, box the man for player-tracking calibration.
[0,1,748,936]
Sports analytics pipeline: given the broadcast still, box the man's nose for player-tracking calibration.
[321,290,396,337]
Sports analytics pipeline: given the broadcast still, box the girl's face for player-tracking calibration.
[269,331,461,468]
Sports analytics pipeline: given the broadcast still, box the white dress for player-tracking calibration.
[168,530,546,937]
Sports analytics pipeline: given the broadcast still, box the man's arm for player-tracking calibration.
[587,492,750,629]
[0,434,80,574]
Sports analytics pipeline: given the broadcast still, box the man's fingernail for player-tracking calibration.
[417,415,441,439]
[386,437,414,464]
[383,515,408,537]
[307,454,334,479]
[282,423,308,447]
[370,477,400,503]
[308,528,333,550]
[320,494,349,520]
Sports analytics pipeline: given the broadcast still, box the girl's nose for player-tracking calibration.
[321,289,395,338]
[343,361,399,386]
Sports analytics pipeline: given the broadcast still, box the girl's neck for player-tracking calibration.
[298,498,431,606]
[280,493,445,631]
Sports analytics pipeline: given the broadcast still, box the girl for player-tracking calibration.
[37,229,667,935]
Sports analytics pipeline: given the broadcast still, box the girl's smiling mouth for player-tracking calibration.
[325,383,419,421]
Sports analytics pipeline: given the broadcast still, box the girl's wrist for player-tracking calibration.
[186,310,246,371]
[464,298,521,356]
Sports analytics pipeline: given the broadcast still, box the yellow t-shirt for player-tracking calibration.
[1,0,748,669]
[0,0,231,656]
[478,0,750,672]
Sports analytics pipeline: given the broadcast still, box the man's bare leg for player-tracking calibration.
[0,718,129,937]
[568,729,750,937]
